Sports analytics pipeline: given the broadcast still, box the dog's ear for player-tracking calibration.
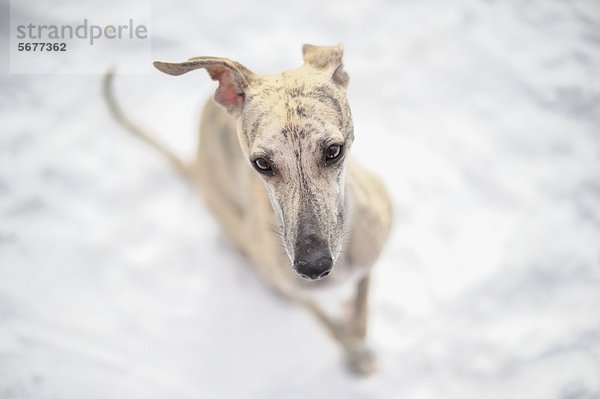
[302,43,349,88]
[153,57,255,115]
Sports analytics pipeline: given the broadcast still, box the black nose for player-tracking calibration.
[294,255,333,280]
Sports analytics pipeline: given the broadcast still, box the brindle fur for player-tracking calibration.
[104,44,393,374]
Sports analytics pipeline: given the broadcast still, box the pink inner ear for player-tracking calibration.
[333,65,349,87]
[208,66,245,112]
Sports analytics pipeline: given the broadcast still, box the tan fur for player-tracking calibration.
[104,44,393,375]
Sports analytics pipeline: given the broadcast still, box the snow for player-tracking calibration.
[1,0,600,398]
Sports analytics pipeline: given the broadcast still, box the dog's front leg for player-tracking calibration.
[352,274,370,339]
[343,274,376,375]
[294,275,376,375]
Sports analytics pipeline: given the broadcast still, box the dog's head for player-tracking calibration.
[154,44,353,281]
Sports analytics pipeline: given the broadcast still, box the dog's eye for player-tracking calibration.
[253,158,274,175]
[325,144,344,165]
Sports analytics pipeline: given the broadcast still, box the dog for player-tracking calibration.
[104,44,393,375]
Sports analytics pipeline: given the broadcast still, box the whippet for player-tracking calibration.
[104,44,393,375]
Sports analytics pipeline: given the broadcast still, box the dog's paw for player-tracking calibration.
[345,344,377,376]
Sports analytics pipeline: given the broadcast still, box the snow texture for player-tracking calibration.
[1,0,600,398]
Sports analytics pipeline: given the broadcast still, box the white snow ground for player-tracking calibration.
[1,0,600,398]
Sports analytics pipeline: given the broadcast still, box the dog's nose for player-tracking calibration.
[294,255,333,280]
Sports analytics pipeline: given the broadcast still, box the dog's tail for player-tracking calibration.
[103,70,192,177]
